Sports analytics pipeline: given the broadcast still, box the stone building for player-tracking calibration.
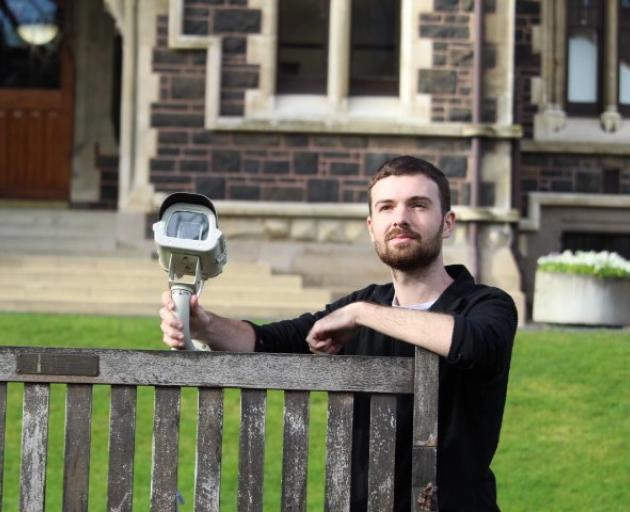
[2,0,629,319]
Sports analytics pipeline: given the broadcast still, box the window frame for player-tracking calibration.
[535,0,630,142]
[168,0,520,137]
[563,0,605,117]
[618,0,630,115]
[267,0,405,121]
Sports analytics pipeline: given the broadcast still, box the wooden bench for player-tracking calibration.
[0,346,438,511]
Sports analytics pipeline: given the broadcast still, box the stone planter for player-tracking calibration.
[533,271,630,326]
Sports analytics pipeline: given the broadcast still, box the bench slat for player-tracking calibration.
[325,392,354,512]
[281,391,309,512]
[195,388,224,512]
[367,394,397,512]
[0,382,6,507]
[0,348,413,393]
[107,385,137,512]
[238,389,266,512]
[412,349,439,511]
[63,384,93,512]
[151,386,181,512]
[20,383,49,512]
[412,446,438,512]
[413,350,439,447]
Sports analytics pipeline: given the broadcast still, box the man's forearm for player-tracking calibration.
[353,302,454,357]
[199,314,257,352]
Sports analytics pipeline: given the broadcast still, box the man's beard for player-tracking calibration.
[373,224,443,272]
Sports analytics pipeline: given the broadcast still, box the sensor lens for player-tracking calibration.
[167,211,209,240]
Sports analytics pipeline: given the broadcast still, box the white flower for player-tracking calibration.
[537,250,630,278]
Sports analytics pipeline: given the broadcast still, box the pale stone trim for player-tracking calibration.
[552,0,566,109]
[533,115,630,145]
[151,194,518,223]
[206,117,522,138]
[103,0,125,34]
[485,0,516,126]
[521,139,630,155]
[164,0,521,137]
[168,0,214,49]
[538,0,567,132]
[480,142,513,210]
[327,0,350,110]
[520,192,630,232]
[601,0,622,132]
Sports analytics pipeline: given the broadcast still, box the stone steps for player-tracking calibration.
[0,256,332,319]
[0,208,119,255]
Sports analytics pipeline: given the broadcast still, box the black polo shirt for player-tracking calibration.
[250,265,517,511]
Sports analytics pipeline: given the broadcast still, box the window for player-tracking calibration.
[562,231,630,259]
[565,0,603,115]
[276,0,329,94]
[275,0,400,98]
[562,0,630,117]
[619,0,630,113]
[349,0,400,96]
[537,0,630,138]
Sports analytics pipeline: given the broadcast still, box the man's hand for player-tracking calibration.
[308,301,455,358]
[306,303,362,354]
[159,290,211,349]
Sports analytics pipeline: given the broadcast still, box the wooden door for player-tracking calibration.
[0,0,74,200]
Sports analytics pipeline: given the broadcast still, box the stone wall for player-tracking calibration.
[520,152,630,215]
[149,5,507,207]
[419,0,498,123]
[150,125,484,206]
[514,0,541,138]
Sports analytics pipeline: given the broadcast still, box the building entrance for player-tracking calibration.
[0,0,73,200]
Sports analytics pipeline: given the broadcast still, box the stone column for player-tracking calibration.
[327,0,350,110]
[601,0,622,132]
[540,0,566,131]
[106,0,162,212]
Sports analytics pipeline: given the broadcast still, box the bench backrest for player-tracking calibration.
[0,346,438,511]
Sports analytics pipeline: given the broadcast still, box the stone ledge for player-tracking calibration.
[212,200,519,223]
[520,192,630,231]
[522,139,630,156]
[211,117,523,139]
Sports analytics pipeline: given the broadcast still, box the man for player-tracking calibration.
[160,156,517,511]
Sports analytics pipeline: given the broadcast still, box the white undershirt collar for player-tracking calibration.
[392,295,436,311]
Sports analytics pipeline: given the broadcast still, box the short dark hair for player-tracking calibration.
[367,156,451,215]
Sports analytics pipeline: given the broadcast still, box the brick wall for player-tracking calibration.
[150,8,487,207]
[152,128,477,205]
[514,0,541,138]
[419,0,498,123]
[520,152,630,214]
[88,144,118,210]
[181,1,261,116]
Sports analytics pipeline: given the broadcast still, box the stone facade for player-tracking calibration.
[514,0,540,139]
[66,0,534,316]
[419,0,498,123]
[149,2,509,208]
[513,0,630,309]
[519,153,630,214]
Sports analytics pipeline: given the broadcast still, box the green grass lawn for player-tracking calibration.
[0,312,628,511]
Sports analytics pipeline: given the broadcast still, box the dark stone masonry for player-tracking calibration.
[149,12,476,205]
